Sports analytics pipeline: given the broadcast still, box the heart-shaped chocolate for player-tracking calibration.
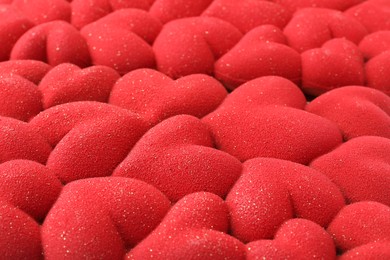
[202,0,291,33]
[0,74,42,121]
[128,192,246,259]
[46,112,148,183]
[11,21,91,67]
[153,16,242,78]
[0,116,52,164]
[203,105,342,164]
[226,158,344,242]
[214,25,301,90]
[109,68,227,126]
[301,38,365,95]
[80,9,161,75]
[327,201,390,252]
[29,101,143,147]
[0,159,62,222]
[0,6,34,61]
[12,0,71,24]
[284,8,367,53]
[42,177,170,259]
[113,115,242,201]
[311,136,390,206]
[306,86,390,140]
[71,0,155,29]
[39,63,120,109]
[247,218,336,259]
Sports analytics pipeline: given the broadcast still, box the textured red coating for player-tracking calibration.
[215,25,301,90]
[150,0,213,24]
[71,0,156,29]
[339,242,390,259]
[359,31,390,59]
[327,201,390,252]
[137,192,229,237]
[0,116,52,164]
[306,86,390,140]
[284,8,367,53]
[247,240,290,259]
[345,0,390,33]
[202,0,291,33]
[247,219,336,259]
[82,8,161,45]
[310,136,390,206]
[109,68,227,126]
[0,5,34,61]
[226,158,344,242]
[0,60,51,84]
[11,20,91,67]
[29,101,142,147]
[0,75,42,121]
[365,51,390,95]
[128,229,246,260]
[0,201,42,260]
[12,0,71,24]
[39,63,120,109]
[274,219,335,258]
[301,38,365,95]
[46,113,148,183]
[274,0,364,12]
[80,9,161,75]
[219,76,307,110]
[42,177,170,259]
[203,105,342,164]
[114,115,242,201]
[153,16,242,78]
[0,159,62,221]
[149,192,230,233]
[0,1,389,258]
[127,192,236,258]
[226,159,293,242]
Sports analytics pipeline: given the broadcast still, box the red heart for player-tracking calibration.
[29,101,140,147]
[113,115,242,201]
[42,177,170,259]
[327,201,390,252]
[0,60,51,85]
[0,160,62,222]
[247,218,336,259]
[214,25,301,90]
[109,68,227,126]
[301,38,365,95]
[284,8,367,53]
[306,86,390,140]
[202,0,291,33]
[0,75,42,121]
[80,9,161,75]
[153,16,242,78]
[0,116,52,164]
[150,0,213,24]
[0,5,34,61]
[311,136,390,206]
[11,21,91,67]
[39,63,120,109]
[128,192,246,259]
[226,158,344,243]
[71,0,155,29]
[46,112,148,183]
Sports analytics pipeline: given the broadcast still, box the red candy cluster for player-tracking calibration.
[0,0,389,259]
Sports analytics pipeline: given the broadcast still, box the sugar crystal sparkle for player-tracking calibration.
[0,0,389,259]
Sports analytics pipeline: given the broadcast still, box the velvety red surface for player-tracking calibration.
[0,0,389,259]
